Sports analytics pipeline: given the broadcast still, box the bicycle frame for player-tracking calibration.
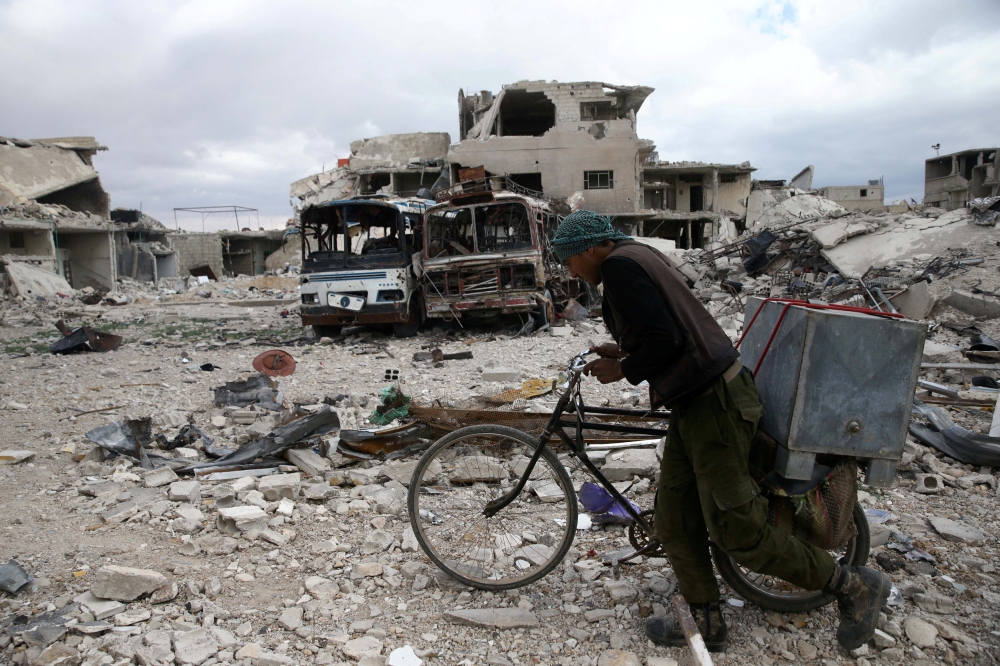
[484,350,665,543]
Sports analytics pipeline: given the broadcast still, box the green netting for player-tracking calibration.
[369,385,411,426]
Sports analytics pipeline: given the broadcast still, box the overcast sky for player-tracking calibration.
[2,0,998,231]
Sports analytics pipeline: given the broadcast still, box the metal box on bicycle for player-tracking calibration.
[740,297,927,487]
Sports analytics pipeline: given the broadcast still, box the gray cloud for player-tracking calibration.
[1,0,997,231]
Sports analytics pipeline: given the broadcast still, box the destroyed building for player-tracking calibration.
[170,229,287,279]
[447,81,753,249]
[1,136,117,295]
[924,147,1000,210]
[290,133,451,209]
[111,209,178,282]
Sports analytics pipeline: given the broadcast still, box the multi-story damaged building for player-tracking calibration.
[448,81,754,249]
[0,136,118,294]
[924,147,999,211]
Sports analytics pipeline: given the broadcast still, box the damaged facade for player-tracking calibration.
[0,136,118,295]
[924,147,1000,211]
[111,209,178,282]
[817,180,886,213]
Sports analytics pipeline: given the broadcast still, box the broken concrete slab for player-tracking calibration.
[444,608,539,629]
[172,627,219,665]
[258,472,300,500]
[1,260,72,298]
[943,290,1000,319]
[167,479,200,502]
[891,280,935,320]
[143,466,178,488]
[91,565,168,602]
[929,516,985,543]
[343,636,383,660]
[285,448,331,477]
[216,505,268,536]
[600,449,658,482]
[0,450,35,464]
[482,367,519,382]
[73,592,126,621]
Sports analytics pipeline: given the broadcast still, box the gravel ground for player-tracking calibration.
[3,250,1000,666]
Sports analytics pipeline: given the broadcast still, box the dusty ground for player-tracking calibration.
[3,253,1000,666]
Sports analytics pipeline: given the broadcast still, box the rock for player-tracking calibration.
[873,628,896,649]
[91,565,168,602]
[73,592,126,620]
[216,505,268,535]
[278,606,303,630]
[343,636,383,659]
[384,459,441,486]
[904,616,938,648]
[305,576,340,599]
[258,472,301,500]
[21,625,66,648]
[914,592,954,614]
[304,483,336,501]
[647,576,675,596]
[482,367,519,382]
[597,650,642,666]
[604,580,638,604]
[929,516,985,543]
[143,467,179,488]
[172,628,219,664]
[34,643,78,665]
[445,608,539,629]
[361,529,393,554]
[209,626,237,649]
[893,280,935,320]
[354,563,383,577]
[585,609,615,622]
[601,449,658,482]
[196,535,238,555]
[401,526,419,552]
[387,645,423,666]
[168,479,201,502]
[257,652,295,666]
[797,640,818,660]
[235,643,261,660]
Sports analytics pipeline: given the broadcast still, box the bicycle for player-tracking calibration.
[406,350,870,612]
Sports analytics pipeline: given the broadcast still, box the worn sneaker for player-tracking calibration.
[644,602,728,652]
[825,564,891,650]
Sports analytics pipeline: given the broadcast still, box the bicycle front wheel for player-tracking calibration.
[407,425,578,591]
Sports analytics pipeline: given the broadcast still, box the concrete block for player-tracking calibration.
[168,480,201,502]
[143,467,179,488]
[482,367,519,382]
[600,449,659,482]
[891,280,935,320]
[172,628,219,665]
[217,505,268,535]
[285,448,331,477]
[943,290,1000,319]
[258,473,301,500]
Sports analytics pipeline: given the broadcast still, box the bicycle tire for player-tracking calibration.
[407,424,578,591]
[711,502,871,612]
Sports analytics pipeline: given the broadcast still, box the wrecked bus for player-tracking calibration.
[298,197,431,337]
[420,189,561,323]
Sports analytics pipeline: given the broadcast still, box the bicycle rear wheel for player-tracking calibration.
[711,502,871,612]
[407,425,578,591]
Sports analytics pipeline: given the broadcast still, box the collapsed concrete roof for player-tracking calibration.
[347,132,450,171]
[644,160,756,173]
[0,136,110,216]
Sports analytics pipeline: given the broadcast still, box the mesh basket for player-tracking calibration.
[748,430,858,550]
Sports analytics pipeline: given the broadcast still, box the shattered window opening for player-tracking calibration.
[584,171,614,190]
[860,189,868,197]
[580,101,614,121]
[301,202,412,271]
[474,203,534,254]
[427,208,475,258]
[720,173,739,184]
[9,232,25,249]
[497,90,556,137]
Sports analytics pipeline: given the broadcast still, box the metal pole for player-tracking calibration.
[671,595,714,666]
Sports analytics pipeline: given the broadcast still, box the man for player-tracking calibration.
[550,210,890,653]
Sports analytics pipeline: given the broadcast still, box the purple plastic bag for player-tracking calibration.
[578,482,641,525]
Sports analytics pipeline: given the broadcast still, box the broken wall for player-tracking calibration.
[348,133,451,169]
[171,233,225,279]
[54,231,115,290]
[817,185,885,213]
[450,81,654,215]
[0,138,110,216]
[0,224,54,258]
[713,173,753,216]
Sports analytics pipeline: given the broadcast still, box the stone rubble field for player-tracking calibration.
[2,261,1000,666]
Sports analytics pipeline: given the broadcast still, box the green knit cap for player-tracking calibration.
[551,210,630,261]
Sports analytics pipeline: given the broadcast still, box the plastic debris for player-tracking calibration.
[578,482,641,525]
[369,385,411,426]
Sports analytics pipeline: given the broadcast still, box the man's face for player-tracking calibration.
[564,247,602,285]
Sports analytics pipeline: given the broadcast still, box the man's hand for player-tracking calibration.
[591,342,626,359]
[583,358,625,384]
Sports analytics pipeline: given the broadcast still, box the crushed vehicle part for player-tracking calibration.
[85,418,153,460]
[910,399,1000,467]
[0,559,33,595]
[252,349,296,377]
[213,373,283,411]
[50,320,122,354]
